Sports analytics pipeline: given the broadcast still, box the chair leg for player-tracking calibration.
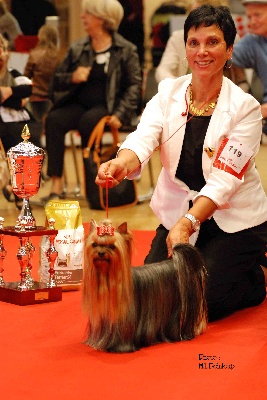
[63,131,82,197]
[69,131,81,196]
[137,158,155,203]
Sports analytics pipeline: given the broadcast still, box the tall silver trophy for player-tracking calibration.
[7,124,44,230]
[0,125,62,305]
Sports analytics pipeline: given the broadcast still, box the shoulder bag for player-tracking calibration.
[83,116,138,210]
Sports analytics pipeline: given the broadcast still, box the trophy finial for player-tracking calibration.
[48,218,56,230]
[21,124,30,142]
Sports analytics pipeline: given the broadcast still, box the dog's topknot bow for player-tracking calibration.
[97,225,115,236]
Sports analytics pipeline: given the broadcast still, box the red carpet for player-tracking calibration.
[1,227,267,400]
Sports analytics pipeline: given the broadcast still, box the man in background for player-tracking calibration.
[118,0,144,67]
[232,0,267,141]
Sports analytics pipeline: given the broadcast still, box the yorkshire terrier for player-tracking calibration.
[82,219,207,353]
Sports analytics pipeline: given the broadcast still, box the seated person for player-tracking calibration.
[0,33,43,209]
[0,0,22,50]
[24,24,61,122]
[43,0,142,202]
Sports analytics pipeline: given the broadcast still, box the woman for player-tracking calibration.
[24,24,61,122]
[0,0,22,50]
[43,0,142,201]
[96,5,267,321]
[155,0,249,93]
[0,33,43,209]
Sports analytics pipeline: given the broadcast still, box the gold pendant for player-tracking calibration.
[209,102,216,109]
[204,147,215,158]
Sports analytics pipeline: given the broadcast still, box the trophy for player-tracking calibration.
[7,124,44,230]
[0,125,62,305]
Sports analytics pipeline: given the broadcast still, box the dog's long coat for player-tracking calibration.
[83,220,207,353]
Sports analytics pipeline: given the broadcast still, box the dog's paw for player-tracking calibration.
[106,343,137,353]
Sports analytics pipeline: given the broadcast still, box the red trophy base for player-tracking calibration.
[0,282,62,306]
[0,226,62,306]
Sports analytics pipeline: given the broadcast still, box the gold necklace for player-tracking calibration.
[189,84,219,116]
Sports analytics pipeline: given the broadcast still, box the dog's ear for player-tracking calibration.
[90,219,97,233]
[117,222,127,234]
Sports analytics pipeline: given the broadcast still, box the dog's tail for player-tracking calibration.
[172,243,208,339]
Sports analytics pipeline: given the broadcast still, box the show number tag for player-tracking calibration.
[213,137,253,179]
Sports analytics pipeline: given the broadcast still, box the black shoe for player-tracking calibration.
[2,186,15,202]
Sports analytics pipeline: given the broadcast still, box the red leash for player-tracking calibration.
[105,176,111,218]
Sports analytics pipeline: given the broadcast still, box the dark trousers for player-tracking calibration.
[0,120,43,152]
[45,104,107,177]
[144,218,267,321]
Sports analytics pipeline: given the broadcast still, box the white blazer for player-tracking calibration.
[120,74,267,232]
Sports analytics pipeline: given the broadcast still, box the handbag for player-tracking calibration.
[83,116,138,210]
[0,139,10,190]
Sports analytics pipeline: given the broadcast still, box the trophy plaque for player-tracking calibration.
[0,125,62,305]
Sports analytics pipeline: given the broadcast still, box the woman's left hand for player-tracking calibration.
[21,98,29,107]
[108,115,122,129]
[166,219,192,257]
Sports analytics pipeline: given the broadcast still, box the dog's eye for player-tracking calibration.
[109,244,116,250]
[92,243,98,248]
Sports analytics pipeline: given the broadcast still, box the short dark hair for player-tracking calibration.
[184,5,236,48]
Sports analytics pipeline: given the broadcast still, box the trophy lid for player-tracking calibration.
[7,124,45,158]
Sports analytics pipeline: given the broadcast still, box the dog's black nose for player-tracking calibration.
[98,251,105,257]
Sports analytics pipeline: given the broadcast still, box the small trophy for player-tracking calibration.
[7,124,44,230]
[0,125,62,305]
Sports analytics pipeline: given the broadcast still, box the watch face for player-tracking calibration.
[194,220,201,231]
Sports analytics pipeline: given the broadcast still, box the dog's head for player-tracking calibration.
[85,219,133,270]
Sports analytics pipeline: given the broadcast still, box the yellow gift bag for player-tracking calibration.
[39,200,84,291]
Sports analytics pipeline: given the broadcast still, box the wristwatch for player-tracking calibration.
[184,214,201,231]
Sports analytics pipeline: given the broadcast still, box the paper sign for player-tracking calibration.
[213,137,253,179]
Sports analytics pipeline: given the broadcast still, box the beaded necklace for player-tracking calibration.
[189,83,219,116]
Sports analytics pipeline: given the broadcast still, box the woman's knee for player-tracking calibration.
[78,107,107,134]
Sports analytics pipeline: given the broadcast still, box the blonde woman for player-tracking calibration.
[43,0,142,201]
[24,24,61,121]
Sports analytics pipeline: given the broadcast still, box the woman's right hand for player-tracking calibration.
[95,158,128,188]
[71,66,91,84]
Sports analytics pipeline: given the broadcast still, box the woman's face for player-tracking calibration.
[81,11,104,35]
[185,24,233,81]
